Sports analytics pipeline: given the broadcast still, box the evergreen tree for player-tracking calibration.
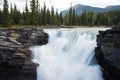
[30,0,39,25]
[50,6,55,25]
[88,12,97,26]
[64,12,69,25]
[46,9,50,24]
[10,4,14,24]
[80,9,88,25]
[72,8,76,25]
[40,8,44,25]
[12,4,21,25]
[24,1,30,25]
[3,0,11,27]
[43,2,47,25]
[68,4,72,25]
[59,12,63,25]
[55,10,60,25]
[37,5,41,25]
[0,9,4,25]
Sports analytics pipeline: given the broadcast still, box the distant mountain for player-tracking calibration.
[61,4,120,16]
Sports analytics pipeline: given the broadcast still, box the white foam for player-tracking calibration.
[31,28,108,80]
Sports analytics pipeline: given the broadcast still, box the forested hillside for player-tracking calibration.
[0,0,120,27]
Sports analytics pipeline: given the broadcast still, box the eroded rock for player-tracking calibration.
[0,28,48,80]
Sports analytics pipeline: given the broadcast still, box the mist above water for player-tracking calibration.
[31,28,108,80]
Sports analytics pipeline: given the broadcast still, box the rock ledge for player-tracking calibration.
[95,25,120,80]
[0,28,48,80]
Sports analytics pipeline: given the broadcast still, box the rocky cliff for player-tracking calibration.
[95,25,120,80]
[0,28,48,80]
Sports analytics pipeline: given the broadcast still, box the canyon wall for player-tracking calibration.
[95,25,120,80]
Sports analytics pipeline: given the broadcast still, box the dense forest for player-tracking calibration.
[0,0,120,27]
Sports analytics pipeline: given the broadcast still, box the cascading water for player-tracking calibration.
[31,28,108,80]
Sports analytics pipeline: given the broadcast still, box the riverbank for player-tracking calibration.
[0,25,113,29]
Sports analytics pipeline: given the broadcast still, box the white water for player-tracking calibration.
[31,28,108,80]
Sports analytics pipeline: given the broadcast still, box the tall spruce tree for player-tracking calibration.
[43,2,47,25]
[3,0,11,27]
[13,4,20,24]
[30,0,39,25]
[68,4,72,25]
[59,12,63,25]
[55,10,60,25]
[72,8,76,25]
[24,1,30,25]
[46,9,50,24]
[10,4,15,24]
[0,9,4,25]
[50,6,55,25]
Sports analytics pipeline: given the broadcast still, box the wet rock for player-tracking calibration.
[0,28,49,80]
[31,32,48,45]
[95,25,120,80]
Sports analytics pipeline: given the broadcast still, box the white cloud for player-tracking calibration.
[0,0,3,10]
[0,0,3,5]
[0,0,120,11]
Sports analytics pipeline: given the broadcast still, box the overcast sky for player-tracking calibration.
[0,0,120,12]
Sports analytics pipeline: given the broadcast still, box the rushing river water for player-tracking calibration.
[31,28,108,80]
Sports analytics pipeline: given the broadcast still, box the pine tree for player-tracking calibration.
[12,4,20,25]
[89,12,97,26]
[40,8,44,25]
[80,9,88,25]
[3,0,11,27]
[64,12,69,25]
[10,4,13,24]
[72,8,76,25]
[55,10,60,25]
[59,12,63,25]
[24,1,30,25]
[68,4,72,25]
[37,4,41,25]
[30,0,39,25]
[46,9,50,24]
[50,6,55,25]
[43,2,47,25]
[0,9,4,25]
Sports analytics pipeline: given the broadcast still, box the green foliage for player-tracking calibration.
[68,6,72,25]
[59,13,63,24]
[50,6,55,25]
[65,7,120,26]
[30,0,39,25]
[46,9,50,24]
[0,9,4,25]
[0,0,119,27]
[63,12,69,25]
[24,1,30,25]
[3,0,11,27]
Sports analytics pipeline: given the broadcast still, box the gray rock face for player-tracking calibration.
[0,28,48,80]
[95,25,120,80]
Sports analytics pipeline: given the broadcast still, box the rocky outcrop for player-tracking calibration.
[0,28,48,80]
[95,25,120,80]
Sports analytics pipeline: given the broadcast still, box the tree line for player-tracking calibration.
[0,0,120,27]
[64,5,120,26]
[0,0,63,27]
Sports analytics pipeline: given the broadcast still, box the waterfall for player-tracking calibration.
[31,28,108,80]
